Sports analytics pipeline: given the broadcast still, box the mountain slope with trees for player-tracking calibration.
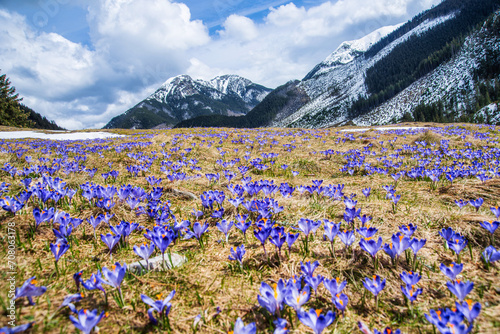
[0,70,64,130]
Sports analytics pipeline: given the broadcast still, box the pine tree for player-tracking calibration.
[0,70,32,127]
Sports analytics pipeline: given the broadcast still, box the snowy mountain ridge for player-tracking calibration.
[104,74,271,129]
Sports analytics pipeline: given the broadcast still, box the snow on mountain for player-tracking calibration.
[104,74,271,129]
[149,74,269,105]
[318,24,403,71]
[272,13,456,128]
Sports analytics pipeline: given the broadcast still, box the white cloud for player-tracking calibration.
[0,10,95,99]
[1,0,443,129]
[87,0,210,62]
[219,14,259,41]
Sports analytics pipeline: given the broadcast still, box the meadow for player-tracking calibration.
[0,123,499,334]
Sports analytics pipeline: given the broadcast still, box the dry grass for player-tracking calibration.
[0,124,499,333]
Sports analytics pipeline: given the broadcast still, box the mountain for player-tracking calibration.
[104,74,272,129]
[176,0,500,129]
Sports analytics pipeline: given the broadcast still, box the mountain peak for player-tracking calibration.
[104,73,271,129]
[302,23,402,81]
[324,24,403,66]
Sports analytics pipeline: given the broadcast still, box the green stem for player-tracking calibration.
[54,260,60,277]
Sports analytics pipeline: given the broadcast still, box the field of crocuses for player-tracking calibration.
[0,124,499,334]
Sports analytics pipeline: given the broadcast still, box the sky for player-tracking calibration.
[0,0,441,129]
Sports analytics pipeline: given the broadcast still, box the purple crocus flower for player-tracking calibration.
[184,221,209,241]
[455,300,481,324]
[469,198,484,212]
[286,232,299,253]
[448,234,468,257]
[33,207,55,230]
[100,233,120,255]
[133,242,155,269]
[273,318,289,334]
[69,308,108,334]
[400,271,421,286]
[362,187,371,199]
[191,209,204,219]
[440,262,463,280]
[424,307,464,328]
[447,279,474,301]
[390,233,411,258]
[338,229,355,248]
[216,219,233,243]
[126,196,140,210]
[324,220,340,241]
[257,280,286,315]
[323,277,347,297]
[297,218,321,237]
[228,244,246,266]
[284,285,310,312]
[401,284,423,303]
[409,238,426,255]
[235,220,251,239]
[439,227,456,243]
[399,223,417,237]
[455,199,467,209]
[304,275,324,294]
[363,275,386,297]
[53,220,73,240]
[358,321,401,334]
[356,226,378,239]
[73,271,83,292]
[300,261,319,277]
[14,277,47,305]
[479,220,499,235]
[231,317,256,334]
[333,293,348,316]
[211,208,225,219]
[0,322,33,333]
[101,262,127,291]
[82,272,106,297]
[383,242,398,260]
[359,215,372,226]
[482,245,500,263]
[59,292,84,311]
[359,237,382,258]
[253,226,272,257]
[374,327,402,334]
[50,239,70,263]
[152,232,173,267]
[436,316,472,334]
[490,206,500,219]
[297,308,335,334]
[140,290,175,325]
[269,227,286,256]
[0,196,24,214]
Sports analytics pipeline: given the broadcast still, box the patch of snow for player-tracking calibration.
[340,126,427,132]
[0,131,125,141]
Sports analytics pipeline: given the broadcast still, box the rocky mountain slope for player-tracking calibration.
[104,74,271,129]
